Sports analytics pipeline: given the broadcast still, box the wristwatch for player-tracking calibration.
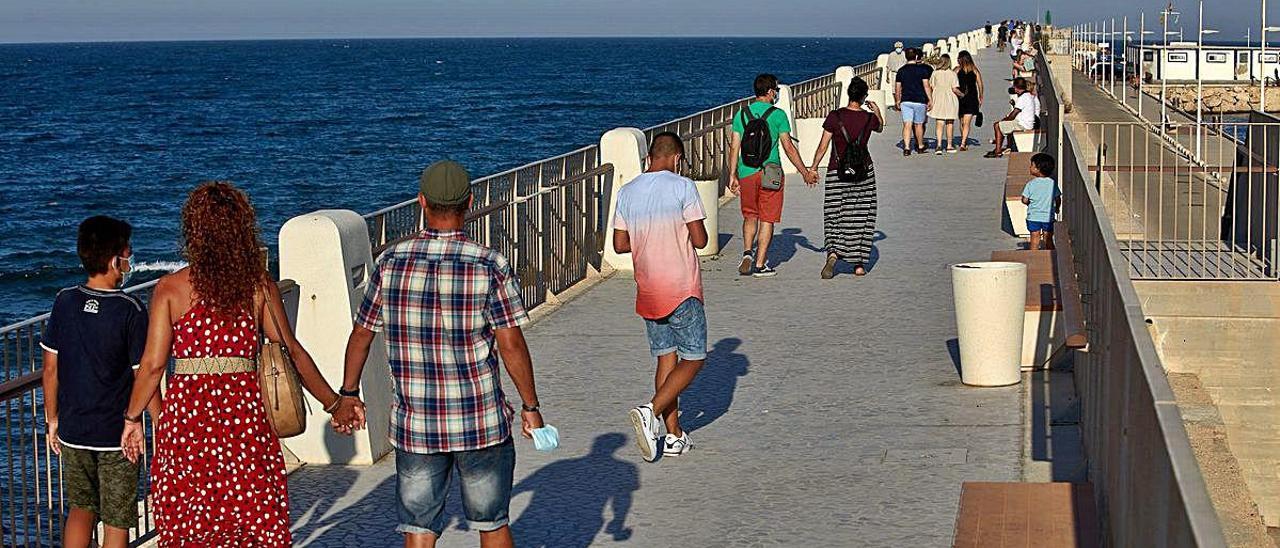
[339,387,361,398]
[123,411,142,424]
[521,403,541,413]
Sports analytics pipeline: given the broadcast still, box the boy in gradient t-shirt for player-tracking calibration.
[612,132,709,462]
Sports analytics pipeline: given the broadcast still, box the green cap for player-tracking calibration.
[419,160,472,205]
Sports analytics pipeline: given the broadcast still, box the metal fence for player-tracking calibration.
[644,97,752,192]
[1037,45,1229,546]
[791,73,840,119]
[362,145,613,312]
[1074,121,1280,280]
[0,279,297,547]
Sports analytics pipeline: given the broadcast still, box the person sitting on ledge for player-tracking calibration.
[984,77,1037,158]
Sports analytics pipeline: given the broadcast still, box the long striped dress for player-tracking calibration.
[823,166,877,265]
[821,107,881,266]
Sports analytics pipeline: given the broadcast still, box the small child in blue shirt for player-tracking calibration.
[1021,152,1061,250]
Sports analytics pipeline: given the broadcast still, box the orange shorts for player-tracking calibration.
[738,171,784,223]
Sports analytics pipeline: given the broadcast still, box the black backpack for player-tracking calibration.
[835,110,871,181]
[739,105,779,169]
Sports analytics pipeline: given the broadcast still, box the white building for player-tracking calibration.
[1126,42,1280,82]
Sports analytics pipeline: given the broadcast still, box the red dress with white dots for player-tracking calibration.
[151,302,291,547]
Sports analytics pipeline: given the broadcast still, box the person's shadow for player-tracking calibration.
[828,230,888,276]
[680,338,750,433]
[769,228,823,267]
[509,434,639,548]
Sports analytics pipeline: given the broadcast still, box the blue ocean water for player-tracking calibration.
[0,37,902,325]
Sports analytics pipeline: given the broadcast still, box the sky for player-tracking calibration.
[0,0,1270,44]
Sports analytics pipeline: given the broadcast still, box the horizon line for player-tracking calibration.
[0,33,930,46]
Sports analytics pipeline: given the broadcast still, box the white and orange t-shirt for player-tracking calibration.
[612,170,707,320]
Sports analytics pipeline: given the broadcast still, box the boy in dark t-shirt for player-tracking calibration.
[41,215,155,548]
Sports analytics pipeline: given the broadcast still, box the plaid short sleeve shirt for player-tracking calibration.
[355,229,529,454]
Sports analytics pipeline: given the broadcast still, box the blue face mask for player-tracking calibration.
[531,425,559,452]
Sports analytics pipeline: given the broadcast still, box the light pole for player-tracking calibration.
[1161,4,1181,133]
[1196,0,1219,158]
[1140,20,1155,120]
[1123,16,1130,107]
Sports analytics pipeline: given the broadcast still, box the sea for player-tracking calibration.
[0,37,902,326]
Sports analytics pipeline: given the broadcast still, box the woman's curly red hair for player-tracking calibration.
[181,181,266,317]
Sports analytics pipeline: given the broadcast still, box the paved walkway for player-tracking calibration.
[288,46,1026,547]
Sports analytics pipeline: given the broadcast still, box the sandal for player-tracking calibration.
[983,150,1003,158]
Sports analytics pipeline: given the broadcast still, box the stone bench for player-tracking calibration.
[952,482,1100,548]
[990,245,1086,369]
[1012,129,1044,152]
[1003,152,1033,237]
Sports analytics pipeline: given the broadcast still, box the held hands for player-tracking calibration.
[803,167,820,187]
[520,408,544,439]
[728,176,741,196]
[329,396,367,435]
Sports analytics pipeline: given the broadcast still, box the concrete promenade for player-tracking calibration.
[287,46,1031,547]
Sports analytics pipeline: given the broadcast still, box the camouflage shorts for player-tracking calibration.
[60,444,139,530]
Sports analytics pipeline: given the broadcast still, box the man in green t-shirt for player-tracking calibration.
[727,73,817,278]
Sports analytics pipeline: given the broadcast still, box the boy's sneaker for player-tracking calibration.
[738,251,755,276]
[752,264,778,278]
[628,405,661,462]
[663,433,693,457]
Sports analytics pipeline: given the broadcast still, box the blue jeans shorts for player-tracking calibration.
[1027,220,1055,233]
[900,101,928,124]
[644,297,708,361]
[395,438,515,537]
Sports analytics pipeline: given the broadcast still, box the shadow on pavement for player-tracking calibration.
[510,433,638,548]
[770,228,822,267]
[681,338,749,433]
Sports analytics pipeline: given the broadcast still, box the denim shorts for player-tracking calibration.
[644,297,708,361]
[900,101,928,124]
[395,438,515,537]
[1027,220,1055,233]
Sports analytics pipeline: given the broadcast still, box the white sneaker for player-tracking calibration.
[663,433,692,457]
[628,405,660,462]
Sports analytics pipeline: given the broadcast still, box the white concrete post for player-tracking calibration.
[776,83,797,134]
[835,65,855,105]
[923,43,935,57]
[278,210,394,465]
[874,53,890,91]
[600,128,647,270]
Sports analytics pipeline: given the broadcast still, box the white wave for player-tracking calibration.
[131,260,188,273]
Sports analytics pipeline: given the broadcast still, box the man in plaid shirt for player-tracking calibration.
[337,160,545,548]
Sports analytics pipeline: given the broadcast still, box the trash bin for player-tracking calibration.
[951,261,1026,387]
[694,179,720,257]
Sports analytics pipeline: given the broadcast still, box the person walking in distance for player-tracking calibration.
[336,160,547,547]
[895,48,934,156]
[928,54,961,154]
[985,21,993,47]
[727,73,818,277]
[808,77,885,278]
[955,50,985,152]
[614,132,710,461]
[886,42,908,100]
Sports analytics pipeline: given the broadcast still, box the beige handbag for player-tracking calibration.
[258,297,309,438]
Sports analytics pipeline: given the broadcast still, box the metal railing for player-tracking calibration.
[851,59,881,91]
[0,279,298,547]
[644,97,752,192]
[1074,121,1280,280]
[362,146,613,312]
[1039,43,1229,546]
[791,73,840,119]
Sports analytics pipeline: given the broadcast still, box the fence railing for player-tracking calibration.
[1039,41,1229,546]
[0,279,298,548]
[852,59,881,91]
[791,72,840,119]
[1073,121,1280,280]
[644,97,753,192]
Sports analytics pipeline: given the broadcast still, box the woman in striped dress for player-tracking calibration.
[808,76,885,278]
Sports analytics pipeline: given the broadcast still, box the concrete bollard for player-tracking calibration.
[951,262,1026,387]
[600,127,647,270]
[278,210,394,464]
[874,53,890,91]
[776,83,797,137]
[694,180,721,257]
[835,65,855,106]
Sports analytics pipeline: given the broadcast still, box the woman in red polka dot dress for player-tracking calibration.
[120,182,365,546]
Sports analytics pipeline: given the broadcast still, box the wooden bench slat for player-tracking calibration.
[953,482,1100,548]
[990,250,1060,311]
[1005,152,1034,200]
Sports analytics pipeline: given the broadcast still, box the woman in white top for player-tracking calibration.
[928,54,962,154]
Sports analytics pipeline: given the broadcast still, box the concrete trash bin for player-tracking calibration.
[694,179,720,257]
[951,261,1026,387]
